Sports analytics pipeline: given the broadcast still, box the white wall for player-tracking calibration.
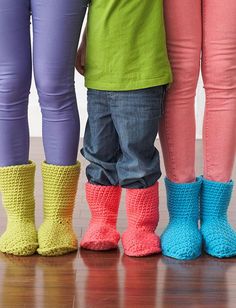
[28,73,205,139]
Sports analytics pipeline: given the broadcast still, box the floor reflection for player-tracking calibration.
[79,249,121,308]
[160,255,236,308]
[0,253,37,308]
[0,250,236,308]
[122,254,159,308]
[198,257,235,307]
[36,253,77,308]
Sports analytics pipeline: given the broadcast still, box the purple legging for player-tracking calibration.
[0,0,88,166]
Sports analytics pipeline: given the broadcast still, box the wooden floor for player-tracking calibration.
[0,138,235,308]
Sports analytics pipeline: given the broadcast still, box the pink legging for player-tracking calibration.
[160,0,236,183]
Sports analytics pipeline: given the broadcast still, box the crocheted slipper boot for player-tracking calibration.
[0,161,38,256]
[37,162,80,256]
[122,182,161,257]
[80,183,121,251]
[201,177,236,258]
[161,177,202,260]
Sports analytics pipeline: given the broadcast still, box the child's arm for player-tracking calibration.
[76,25,87,76]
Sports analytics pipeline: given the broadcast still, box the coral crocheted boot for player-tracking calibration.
[201,177,236,258]
[161,177,202,260]
[80,183,121,250]
[122,182,161,257]
[37,162,80,256]
[0,162,38,256]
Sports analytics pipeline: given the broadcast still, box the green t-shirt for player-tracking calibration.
[85,0,172,91]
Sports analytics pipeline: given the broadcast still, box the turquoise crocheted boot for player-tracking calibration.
[161,177,202,260]
[201,177,236,258]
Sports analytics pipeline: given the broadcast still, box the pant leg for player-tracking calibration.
[0,0,31,166]
[32,0,87,166]
[159,0,202,183]
[81,89,120,186]
[111,86,165,189]
[202,0,236,182]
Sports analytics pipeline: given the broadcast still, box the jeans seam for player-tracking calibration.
[162,95,178,182]
[202,0,210,179]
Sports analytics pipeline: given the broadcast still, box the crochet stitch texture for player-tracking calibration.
[201,177,236,258]
[37,162,80,256]
[0,161,38,256]
[80,183,121,250]
[161,177,202,260]
[122,182,161,257]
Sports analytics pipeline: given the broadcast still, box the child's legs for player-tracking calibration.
[110,87,165,189]
[111,87,164,256]
[0,0,31,166]
[160,0,202,183]
[202,0,236,182]
[80,90,121,251]
[32,0,87,166]
[82,90,120,186]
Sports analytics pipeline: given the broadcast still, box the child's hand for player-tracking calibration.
[76,29,87,76]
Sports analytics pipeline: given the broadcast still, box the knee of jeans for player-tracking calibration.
[40,101,78,122]
[169,44,200,76]
[170,58,200,93]
[0,69,31,97]
[35,72,76,109]
[203,59,236,92]
[0,72,30,120]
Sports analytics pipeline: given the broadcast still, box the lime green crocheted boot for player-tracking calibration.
[0,162,38,256]
[37,162,80,256]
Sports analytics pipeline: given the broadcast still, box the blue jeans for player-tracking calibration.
[81,86,166,189]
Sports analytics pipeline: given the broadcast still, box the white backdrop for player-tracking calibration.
[28,73,205,139]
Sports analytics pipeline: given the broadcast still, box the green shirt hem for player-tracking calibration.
[85,74,173,91]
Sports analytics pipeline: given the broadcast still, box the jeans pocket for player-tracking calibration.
[136,86,167,119]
